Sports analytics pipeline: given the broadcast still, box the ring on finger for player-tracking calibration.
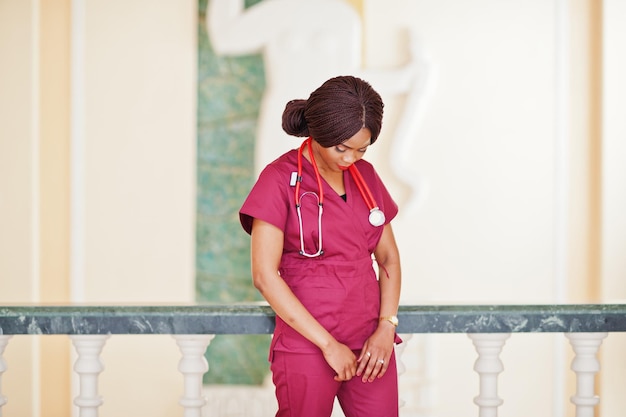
[366,351,371,357]
[377,359,384,365]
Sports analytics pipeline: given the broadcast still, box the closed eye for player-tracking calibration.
[335,146,368,153]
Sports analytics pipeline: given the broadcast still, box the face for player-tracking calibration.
[312,128,372,173]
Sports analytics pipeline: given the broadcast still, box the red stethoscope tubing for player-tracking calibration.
[349,164,377,213]
[348,163,386,227]
[295,138,323,206]
[295,137,384,229]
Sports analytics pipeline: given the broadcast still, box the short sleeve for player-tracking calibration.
[374,169,399,225]
[239,164,290,235]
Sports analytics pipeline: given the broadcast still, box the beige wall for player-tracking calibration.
[601,2,626,304]
[38,1,73,415]
[81,1,196,304]
[364,1,557,415]
[0,0,196,416]
[1,0,623,416]
[600,1,626,416]
[79,1,197,416]
[362,1,610,416]
[0,0,40,415]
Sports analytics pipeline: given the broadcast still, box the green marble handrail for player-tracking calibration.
[0,304,624,335]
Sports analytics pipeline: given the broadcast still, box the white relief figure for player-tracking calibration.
[206,0,435,213]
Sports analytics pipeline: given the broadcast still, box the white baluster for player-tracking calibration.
[173,334,215,417]
[70,335,110,417]
[395,333,412,408]
[413,335,438,417]
[0,335,13,416]
[565,332,608,417]
[468,333,510,417]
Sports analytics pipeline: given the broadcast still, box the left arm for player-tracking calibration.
[356,223,402,382]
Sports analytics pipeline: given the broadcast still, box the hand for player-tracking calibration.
[321,340,358,382]
[356,322,396,382]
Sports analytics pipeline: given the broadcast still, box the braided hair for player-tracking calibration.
[281,76,384,147]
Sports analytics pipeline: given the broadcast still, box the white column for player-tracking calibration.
[70,335,110,417]
[565,332,608,417]
[468,333,511,417]
[173,334,215,417]
[0,336,12,416]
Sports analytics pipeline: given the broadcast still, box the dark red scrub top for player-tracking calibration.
[240,149,399,357]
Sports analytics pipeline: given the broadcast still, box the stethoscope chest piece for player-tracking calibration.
[368,208,385,227]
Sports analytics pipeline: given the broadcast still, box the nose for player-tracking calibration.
[343,151,358,164]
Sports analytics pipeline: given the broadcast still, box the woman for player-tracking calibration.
[240,75,402,417]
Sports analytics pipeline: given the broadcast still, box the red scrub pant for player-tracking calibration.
[270,349,399,417]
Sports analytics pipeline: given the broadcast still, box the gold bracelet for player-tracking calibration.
[379,315,398,327]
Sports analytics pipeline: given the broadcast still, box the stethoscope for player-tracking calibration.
[293,137,385,257]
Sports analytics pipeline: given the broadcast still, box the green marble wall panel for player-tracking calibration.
[197,0,269,385]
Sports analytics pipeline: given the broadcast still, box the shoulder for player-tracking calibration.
[250,150,297,191]
[354,158,374,171]
[239,150,298,235]
[354,159,381,182]
[261,149,298,178]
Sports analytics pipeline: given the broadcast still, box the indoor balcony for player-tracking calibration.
[0,303,624,417]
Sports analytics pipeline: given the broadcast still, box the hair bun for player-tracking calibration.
[282,99,309,137]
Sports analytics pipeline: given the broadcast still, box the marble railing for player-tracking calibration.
[1,304,625,417]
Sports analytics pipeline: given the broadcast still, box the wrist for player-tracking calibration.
[318,335,338,353]
[379,315,398,328]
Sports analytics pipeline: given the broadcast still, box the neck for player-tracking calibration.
[306,141,337,177]
[306,141,345,194]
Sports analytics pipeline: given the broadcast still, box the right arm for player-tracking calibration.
[250,218,357,381]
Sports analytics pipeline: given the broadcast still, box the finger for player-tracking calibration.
[334,369,348,382]
[336,364,356,382]
[356,351,371,376]
[361,357,379,382]
[376,358,389,379]
[366,358,385,382]
[346,359,358,380]
[348,362,357,380]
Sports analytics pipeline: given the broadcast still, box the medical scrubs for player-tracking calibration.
[240,148,400,417]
